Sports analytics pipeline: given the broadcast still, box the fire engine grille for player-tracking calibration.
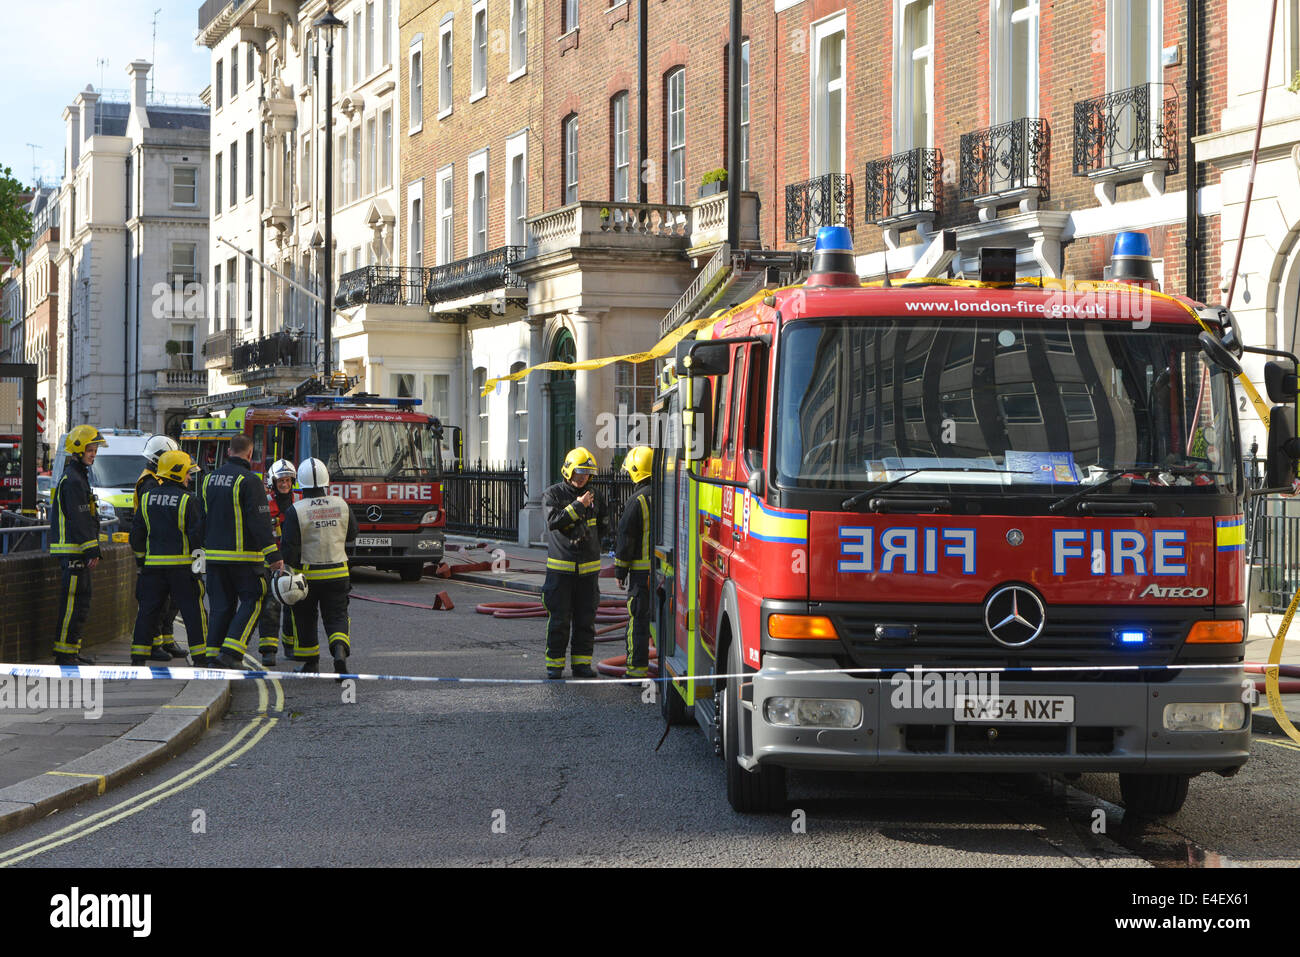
[901,724,1117,755]
[354,504,430,525]
[822,603,1201,673]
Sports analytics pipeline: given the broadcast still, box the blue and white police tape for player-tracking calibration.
[0,660,1259,686]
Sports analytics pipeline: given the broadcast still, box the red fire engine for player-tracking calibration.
[651,227,1289,815]
[181,385,445,580]
[0,434,22,511]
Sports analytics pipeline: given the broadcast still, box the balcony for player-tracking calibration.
[335,266,429,309]
[230,330,315,383]
[689,190,761,259]
[863,149,942,238]
[784,173,853,246]
[154,369,206,392]
[425,246,526,318]
[202,328,236,369]
[198,0,242,32]
[1073,82,1178,203]
[960,118,1050,220]
[526,202,691,260]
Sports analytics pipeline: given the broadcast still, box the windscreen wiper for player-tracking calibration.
[841,467,1013,511]
[1049,466,1233,514]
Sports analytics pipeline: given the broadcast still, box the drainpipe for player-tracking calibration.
[637,0,648,204]
[1185,0,1199,302]
[259,68,267,338]
[727,0,741,250]
[133,143,143,429]
[124,149,131,429]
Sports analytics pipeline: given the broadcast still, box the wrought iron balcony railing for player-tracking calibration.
[960,118,1051,201]
[863,148,942,224]
[1073,82,1178,177]
[231,330,314,374]
[334,266,429,308]
[784,173,853,244]
[202,328,236,360]
[426,246,526,305]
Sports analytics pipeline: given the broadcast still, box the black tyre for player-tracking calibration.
[722,639,786,813]
[398,563,425,582]
[1119,772,1191,816]
[659,668,689,724]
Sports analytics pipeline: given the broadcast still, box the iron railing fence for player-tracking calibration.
[335,266,429,308]
[1073,82,1179,176]
[959,117,1051,201]
[863,148,942,224]
[784,173,853,244]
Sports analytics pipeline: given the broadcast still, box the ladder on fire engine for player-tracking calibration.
[658,244,814,339]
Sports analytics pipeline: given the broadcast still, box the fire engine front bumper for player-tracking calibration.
[350,531,444,562]
[746,654,1250,774]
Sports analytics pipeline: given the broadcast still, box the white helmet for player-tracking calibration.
[144,435,179,469]
[297,458,329,490]
[273,570,308,605]
[267,458,297,487]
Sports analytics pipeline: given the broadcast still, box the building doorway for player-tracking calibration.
[549,328,576,483]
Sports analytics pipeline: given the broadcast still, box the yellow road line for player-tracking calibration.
[0,676,276,866]
[1259,737,1300,753]
[44,772,106,796]
[161,704,209,710]
[0,717,277,867]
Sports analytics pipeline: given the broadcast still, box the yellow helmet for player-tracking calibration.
[65,425,107,455]
[623,446,653,483]
[561,446,598,482]
[156,450,199,485]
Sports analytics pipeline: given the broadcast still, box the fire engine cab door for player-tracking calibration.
[698,345,743,662]
[727,344,769,668]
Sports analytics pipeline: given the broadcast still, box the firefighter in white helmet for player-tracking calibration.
[279,458,358,674]
[255,458,300,667]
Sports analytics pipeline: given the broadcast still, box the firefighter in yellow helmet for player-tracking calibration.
[615,446,653,680]
[51,425,107,664]
[541,446,611,678]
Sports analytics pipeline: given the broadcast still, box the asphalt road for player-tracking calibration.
[2,572,1299,868]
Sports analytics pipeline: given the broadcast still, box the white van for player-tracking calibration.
[51,429,154,526]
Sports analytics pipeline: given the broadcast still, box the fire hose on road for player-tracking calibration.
[474,599,658,677]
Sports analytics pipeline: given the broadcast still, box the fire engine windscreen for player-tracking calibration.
[774,319,1238,493]
[306,418,441,481]
[0,443,19,478]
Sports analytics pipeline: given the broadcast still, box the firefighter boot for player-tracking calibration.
[330,640,349,682]
[150,646,173,662]
[162,642,188,658]
[131,655,148,666]
[214,649,246,671]
[54,652,96,666]
[572,664,597,679]
[298,657,319,674]
[261,651,277,669]
[547,668,564,679]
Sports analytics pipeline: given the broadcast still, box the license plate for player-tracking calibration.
[953,695,1074,723]
[355,537,392,547]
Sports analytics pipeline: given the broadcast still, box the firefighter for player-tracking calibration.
[134,434,187,662]
[614,446,653,680]
[129,451,207,666]
[50,425,107,665]
[254,458,300,667]
[541,447,611,679]
[280,458,358,675]
[202,433,284,669]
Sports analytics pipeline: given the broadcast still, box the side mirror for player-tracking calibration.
[1198,331,1243,376]
[1265,361,1299,405]
[1267,405,1300,488]
[746,469,766,496]
[684,342,731,376]
[683,378,712,463]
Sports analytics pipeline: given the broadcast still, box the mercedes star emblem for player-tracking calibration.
[366,505,383,522]
[984,585,1046,647]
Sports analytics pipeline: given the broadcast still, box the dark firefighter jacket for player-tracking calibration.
[614,480,652,581]
[200,456,282,565]
[542,480,610,575]
[52,457,101,561]
[133,469,160,515]
[130,480,205,567]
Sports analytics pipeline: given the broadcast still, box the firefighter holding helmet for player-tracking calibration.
[279,458,357,674]
[133,434,188,662]
[50,425,107,665]
[541,446,611,678]
[255,458,300,667]
[615,446,654,680]
[129,451,207,666]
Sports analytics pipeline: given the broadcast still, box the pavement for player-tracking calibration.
[1,532,1299,841]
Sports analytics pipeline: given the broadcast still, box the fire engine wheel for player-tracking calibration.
[1118,772,1190,816]
[398,563,425,582]
[722,640,786,813]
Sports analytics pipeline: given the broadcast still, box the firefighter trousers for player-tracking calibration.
[291,577,351,660]
[52,560,92,656]
[153,594,182,651]
[132,568,206,660]
[257,568,297,657]
[542,570,599,671]
[624,571,651,676]
[207,563,267,659]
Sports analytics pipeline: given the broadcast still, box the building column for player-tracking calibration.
[518,316,548,545]
[571,311,602,465]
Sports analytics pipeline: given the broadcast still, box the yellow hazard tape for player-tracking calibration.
[1265,585,1300,745]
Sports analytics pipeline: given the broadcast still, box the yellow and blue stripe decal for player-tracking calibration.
[1215,517,1245,552]
[742,492,808,544]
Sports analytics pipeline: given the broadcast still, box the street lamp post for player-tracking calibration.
[314,3,344,381]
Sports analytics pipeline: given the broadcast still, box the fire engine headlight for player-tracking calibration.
[763,697,862,729]
[420,509,440,525]
[1162,703,1247,732]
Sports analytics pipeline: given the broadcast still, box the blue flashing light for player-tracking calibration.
[304,395,422,406]
[815,225,854,254]
[1118,629,1148,646]
[1112,231,1152,259]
